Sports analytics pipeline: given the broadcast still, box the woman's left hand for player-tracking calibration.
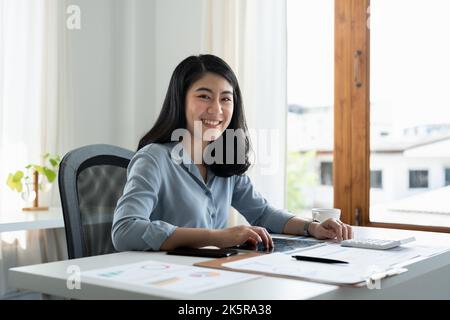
[309,218,353,241]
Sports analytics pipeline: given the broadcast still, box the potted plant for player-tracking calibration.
[6,153,61,211]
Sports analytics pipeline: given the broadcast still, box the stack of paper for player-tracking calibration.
[222,243,448,285]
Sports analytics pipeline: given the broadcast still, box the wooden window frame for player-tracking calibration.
[333,0,450,233]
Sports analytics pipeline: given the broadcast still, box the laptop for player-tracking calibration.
[232,236,325,253]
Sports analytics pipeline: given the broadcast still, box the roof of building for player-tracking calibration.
[297,135,450,155]
[378,186,450,215]
[372,135,450,154]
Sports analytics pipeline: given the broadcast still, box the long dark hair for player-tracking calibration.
[138,54,251,177]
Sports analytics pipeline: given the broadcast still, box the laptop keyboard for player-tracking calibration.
[234,237,324,253]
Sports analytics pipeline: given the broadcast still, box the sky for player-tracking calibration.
[287,0,333,108]
[287,0,450,129]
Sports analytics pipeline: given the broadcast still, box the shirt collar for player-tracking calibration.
[170,142,215,186]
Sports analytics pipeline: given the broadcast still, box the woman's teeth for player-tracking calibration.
[202,119,221,126]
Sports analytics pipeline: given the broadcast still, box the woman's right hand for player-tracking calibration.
[212,225,273,249]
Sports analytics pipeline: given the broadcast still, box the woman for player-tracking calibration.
[112,54,352,251]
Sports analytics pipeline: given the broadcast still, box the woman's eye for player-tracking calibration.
[198,95,210,100]
[222,97,232,102]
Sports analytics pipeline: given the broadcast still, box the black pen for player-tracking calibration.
[292,255,349,264]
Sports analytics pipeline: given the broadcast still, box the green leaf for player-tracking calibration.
[43,167,56,183]
[13,170,24,181]
[43,153,50,159]
[6,171,23,192]
[6,174,15,190]
[51,155,61,167]
[25,164,32,169]
[33,165,44,174]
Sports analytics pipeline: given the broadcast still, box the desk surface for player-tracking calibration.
[8,227,450,299]
[0,207,64,233]
[8,251,337,300]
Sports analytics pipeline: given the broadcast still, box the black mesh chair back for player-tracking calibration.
[59,144,134,259]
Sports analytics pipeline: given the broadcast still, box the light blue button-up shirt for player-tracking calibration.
[112,142,295,251]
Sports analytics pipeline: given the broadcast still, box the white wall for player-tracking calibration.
[62,0,157,153]
[65,0,114,149]
[112,0,157,150]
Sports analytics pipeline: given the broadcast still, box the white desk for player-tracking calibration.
[8,227,450,299]
[0,207,64,233]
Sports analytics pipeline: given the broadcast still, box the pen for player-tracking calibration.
[291,255,349,264]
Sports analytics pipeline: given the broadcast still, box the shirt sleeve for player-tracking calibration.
[112,151,177,251]
[231,175,295,233]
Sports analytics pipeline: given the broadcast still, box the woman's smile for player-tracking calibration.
[201,119,223,128]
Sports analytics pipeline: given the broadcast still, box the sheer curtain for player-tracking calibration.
[201,0,288,225]
[0,0,66,299]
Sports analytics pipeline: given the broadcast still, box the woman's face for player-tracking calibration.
[185,72,234,143]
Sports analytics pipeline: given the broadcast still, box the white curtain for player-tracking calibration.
[0,0,65,212]
[201,0,288,225]
[0,0,45,212]
[0,0,67,298]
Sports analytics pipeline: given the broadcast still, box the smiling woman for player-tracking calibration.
[112,54,353,253]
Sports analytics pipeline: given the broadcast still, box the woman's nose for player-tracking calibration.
[208,99,223,114]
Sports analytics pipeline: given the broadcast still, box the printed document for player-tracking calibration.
[83,260,259,294]
[223,243,448,285]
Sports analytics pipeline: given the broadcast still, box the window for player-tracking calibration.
[445,168,450,186]
[332,0,449,232]
[286,0,334,216]
[409,170,429,189]
[368,0,450,229]
[320,162,333,186]
[370,170,382,189]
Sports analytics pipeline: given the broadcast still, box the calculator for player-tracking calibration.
[340,236,416,250]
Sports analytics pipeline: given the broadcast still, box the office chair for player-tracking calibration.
[58,144,134,259]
